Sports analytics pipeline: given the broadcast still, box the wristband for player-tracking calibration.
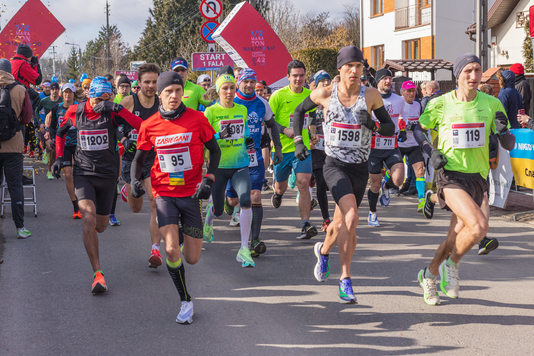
[204,173,214,182]
[294,135,303,142]
[374,122,381,133]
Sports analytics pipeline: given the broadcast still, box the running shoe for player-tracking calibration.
[478,237,499,255]
[236,246,255,267]
[148,248,162,268]
[417,198,425,213]
[250,237,266,256]
[339,278,357,304]
[203,202,214,243]
[72,211,82,219]
[379,179,390,207]
[46,171,54,180]
[314,242,330,282]
[23,146,28,154]
[288,171,297,189]
[17,227,31,239]
[262,182,272,191]
[42,152,49,164]
[423,190,435,220]
[390,187,400,197]
[417,268,441,306]
[229,212,240,227]
[399,182,410,195]
[322,218,331,232]
[310,198,318,211]
[403,186,417,196]
[176,300,194,324]
[267,165,274,174]
[29,151,34,159]
[271,193,282,209]
[91,271,108,294]
[109,214,120,226]
[367,211,380,227]
[224,197,233,216]
[121,185,128,202]
[298,222,318,240]
[116,185,121,195]
[439,260,460,299]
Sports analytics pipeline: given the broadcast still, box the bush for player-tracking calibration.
[291,48,339,78]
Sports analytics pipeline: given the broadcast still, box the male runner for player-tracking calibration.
[367,69,405,227]
[228,68,283,256]
[197,74,212,91]
[114,75,131,104]
[48,83,80,218]
[292,45,394,303]
[414,54,515,305]
[51,77,143,294]
[130,70,220,324]
[131,80,140,94]
[36,81,62,178]
[269,60,318,239]
[170,57,212,110]
[120,63,162,267]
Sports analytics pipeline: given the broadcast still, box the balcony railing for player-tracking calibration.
[395,3,431,30]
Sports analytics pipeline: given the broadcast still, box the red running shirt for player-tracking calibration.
[137,108,216,198]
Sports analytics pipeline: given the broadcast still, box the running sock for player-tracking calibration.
[424,267,436,279]
[302,219,310,228]
[385,179,396,189]
[232,206,240,217]
[205,205,214,225]
[309,187,313,199]
[384,171,391,182]
[152,243,160,251]
[368,189,379,213]
[239,208,252,248]
[251,204,263,239]
[72,200,79,213]
[166,258,191,302]
[446,257,459,268]
[416,177,426,200]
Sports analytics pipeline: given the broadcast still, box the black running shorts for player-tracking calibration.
[436,169,488,210]
[121,156,154,184]
[155,196,203,239]
[399,145,424,165]
[61,145,76,168]
[368,148,403,175]
[323,156,369,206]
[73,174,116,215]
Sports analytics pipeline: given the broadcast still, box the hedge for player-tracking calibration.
[291,48,339,79]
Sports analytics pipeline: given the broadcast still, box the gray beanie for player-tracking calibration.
[0,58,11,73]
[16,43,33,58]
[453,53,481,78]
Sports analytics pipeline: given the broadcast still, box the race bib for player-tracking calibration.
[451,122,485,149]
[79,129,109,151]
[130,129,139,141]
[220,119,245,140]
[248,150,258,167]
[315,135,324,150]
[374,134,395,150]
[327,122,362,148]
[288,114,309,129]
[157,147,193,173]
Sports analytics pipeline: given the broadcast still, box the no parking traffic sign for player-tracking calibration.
[200,0,223,20]
[200,21,219,43]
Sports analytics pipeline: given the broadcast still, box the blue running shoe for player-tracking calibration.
[109,214,120,226]
[339,278,357,304]
[367,211,380,227]
[379,178,390,207]
[314,242,330,282]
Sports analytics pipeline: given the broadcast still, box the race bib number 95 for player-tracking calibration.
[157,147,193,173]
[451,122,485,149]
[79,129,109,151]
[220,119,245,140]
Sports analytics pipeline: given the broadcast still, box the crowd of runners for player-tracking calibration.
[2,42,526,324]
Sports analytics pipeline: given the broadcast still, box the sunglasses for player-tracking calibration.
[83,85,90,89]
[132,86,140,89]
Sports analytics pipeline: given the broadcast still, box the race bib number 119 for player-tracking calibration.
[451,122,485,149]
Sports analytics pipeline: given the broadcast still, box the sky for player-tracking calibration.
[1,0,352,61]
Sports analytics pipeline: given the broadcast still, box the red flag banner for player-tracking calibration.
[0,0,66,59]
[529,5,534,38]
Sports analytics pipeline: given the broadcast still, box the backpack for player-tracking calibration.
[0,83,21,145]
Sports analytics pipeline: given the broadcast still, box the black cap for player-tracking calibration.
[118,76,131,86]
[375,69,393,84]
[157,71,184,94]
[16,43,33,58]
[50,82,60,90]
[217,65,234,77]
[337,45,364,69]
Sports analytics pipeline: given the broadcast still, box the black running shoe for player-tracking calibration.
[478,237,499,255]
[298,222,318,240]
[271,193,282,209]
[403,186,417,196]
[262,183,272,191]
[310,198,318,210]
[390,187,400,196]
[250,238,266,256]
[423,190,435,220]
[399,182,410,195]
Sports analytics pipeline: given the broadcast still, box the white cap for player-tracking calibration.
[197,74,212,84]
[61,83,76,93]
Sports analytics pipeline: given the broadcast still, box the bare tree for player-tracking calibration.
[342,4,360,47]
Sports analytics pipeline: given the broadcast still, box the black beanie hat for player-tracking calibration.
[337,45,364,69]
[118,76,131,86]
[217,65,234,77]
[375,69,393,84]
[16,43,33,58]
[157,71,184,94]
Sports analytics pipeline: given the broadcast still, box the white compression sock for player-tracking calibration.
[205,204,215,225]
[239,208,252,248]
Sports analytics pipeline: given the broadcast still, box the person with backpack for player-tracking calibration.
[0,58,33,238]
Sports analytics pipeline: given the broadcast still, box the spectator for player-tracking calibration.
[10,44,42,89]
[497,70,523,128]
[479,84,494,96]
[0,58,33,238]
[510,63,531,116]
[421,81,442,113]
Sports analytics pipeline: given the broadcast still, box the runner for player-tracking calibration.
[51,77,143,294]
[292,45,395,303]
[131,80,140,94]
[398,80,426,212]
[48,83,80,219]
[197,74,212,91]
[170,57,212,110]
[366,69,405,227]
[202,74,256,267]
[114,75,131,104]
[229,68,283,256]
[119,63,162,268]
[130,70,220,324]
[269,60,318,239]
[82,78,91,99]
[36,81,62,179]
[413,53,515,305]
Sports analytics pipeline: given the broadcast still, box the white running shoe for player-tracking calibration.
[176,300,194,324]
[367,211,380,227]
[229,212,240,227]
[439,260,460,299]
[417,268,441,305]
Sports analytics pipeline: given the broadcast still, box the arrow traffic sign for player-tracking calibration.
[200,21,219,43]
[200,0,223,20]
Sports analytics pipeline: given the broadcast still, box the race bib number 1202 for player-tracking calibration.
[79,129,109,151]
[451,122,485,149]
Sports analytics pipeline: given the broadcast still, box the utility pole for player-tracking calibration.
[476,0,489,72]
[49,45,57,77]
[106,0,111,73]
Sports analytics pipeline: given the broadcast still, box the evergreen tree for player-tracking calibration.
[81,25,131,77]
[66,47,79,81]
[523,19,533,72]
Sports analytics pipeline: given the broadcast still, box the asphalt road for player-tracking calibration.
[1,160,533,356]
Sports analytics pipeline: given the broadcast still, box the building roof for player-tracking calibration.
[382,59,454,72]
[466,0,520,36]
[481,67,502,83]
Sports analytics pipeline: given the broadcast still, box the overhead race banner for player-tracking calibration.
[0,0,65,59]
[212,1,291,88]
[509,129,534,189]
[488,142,514,208]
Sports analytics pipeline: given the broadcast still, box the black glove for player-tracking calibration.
[398,130,407,142]
[359,109,377,132]
[245,137,255,151]
[192,176,214,200]
[123,139,137,153]
[495,111,508,134]
[30,56,39,65]
[130,180,145,198]
[294,140,309,161]
[431,148,448,170]
[51,157,62,179]
[273,146,283,166]
[219,125,230,139]
[93,101,123,113]
[406,121,418,132]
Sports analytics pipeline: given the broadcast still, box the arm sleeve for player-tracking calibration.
[264,116,281,147]
[131,149,150,182]
[49,106,58,141]
[20,90,32,125]
[204,137,221,176]
[372,106,395,136]
[114,108,143,130]
[497,131,515,151]
[413,123,433,156]
[293,96,319,137]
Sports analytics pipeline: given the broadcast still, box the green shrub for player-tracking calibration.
[291,48,339,78]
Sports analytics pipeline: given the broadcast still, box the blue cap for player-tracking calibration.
[51,76,58,83]
[314,70,331,86]
[80,73,88,83]
[88,76,112,99]
[68,79,75,84]
[171,57,188,70]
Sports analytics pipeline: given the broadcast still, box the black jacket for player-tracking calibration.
[515,74,531,116]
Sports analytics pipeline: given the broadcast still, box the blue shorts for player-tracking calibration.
[273,151,312,183]
[227,158,266,197]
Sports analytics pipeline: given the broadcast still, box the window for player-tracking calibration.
[372,0,383,16]
[419,0,431,7]
[372,45,384,68]
[404,39,420,59]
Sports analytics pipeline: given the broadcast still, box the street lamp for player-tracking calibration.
[65,42,82,78]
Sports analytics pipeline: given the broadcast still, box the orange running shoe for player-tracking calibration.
[91,271,108,294]
[322,219,331,232]
[148,249,162,268]
[73,211,82,219]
